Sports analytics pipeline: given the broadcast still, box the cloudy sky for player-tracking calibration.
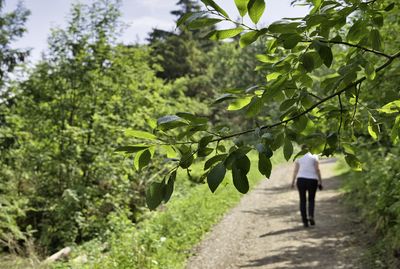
[5,0,308,61]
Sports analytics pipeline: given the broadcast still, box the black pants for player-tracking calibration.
[296,178,318,223]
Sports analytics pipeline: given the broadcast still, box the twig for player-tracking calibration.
[301,39,391,59]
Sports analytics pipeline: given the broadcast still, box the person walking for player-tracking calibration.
[291,148,322,227]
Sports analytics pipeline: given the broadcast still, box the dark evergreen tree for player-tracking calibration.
[149,1,210,78]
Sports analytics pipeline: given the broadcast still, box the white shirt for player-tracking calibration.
[296,152,319,180]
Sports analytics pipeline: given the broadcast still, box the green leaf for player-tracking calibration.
[125,129,157,140]
[302,52,315,72]
[232,165,249,194]
[134,149,152,171]
[198,148,214,157]
[199,135,214,149]
[214,93,236,104]
[163,171,176,203]
[263,75,288,99]
[310,0,323,13]
[209,27,244,40]
[240,31,261,48]
[177,12,194,28]
[161,145,177,158]
[235,0,249,16]
[378,100,400,114]
[371,13,383,28]
[293,115,308,132]
[176,112,208,124]
[188,17,222,30]
[342,144,355,155]
[198,136,214,157]
[177,11,209,28]
[306,14,326,28]
[268,20,301,34]
[204,154,228,170]
[207,163,226,193]
[246,96,263,117]
[157,115,187,131]
[281,33,302,49]
[368,113,379,140]
[369,29,382,51]
[248,0,266,24]
[326,133,338,148]
[227,96,252,111]
[345,154,362,171]
[180,153,194,169]
[316,44,333,68]
[391,115,400,143]
[258,153,272,178]
[271,132,284,151]
[256,54,277,63]
[279,98,297,111]
[283,137,293,161]
[146,182,164,210]
[346,20,366,42]
[201,0,229,17]
[236,154,251,175]
[115,145,149,153]
[364,62,376,81]
[384,3,395,12]
[224,150,238,170]
[266,72,281,81]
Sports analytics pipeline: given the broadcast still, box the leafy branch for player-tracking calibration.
[208,50,400,144]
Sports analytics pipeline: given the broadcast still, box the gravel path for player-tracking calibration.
[186,159,363,269]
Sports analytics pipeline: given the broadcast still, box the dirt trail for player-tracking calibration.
[186,159,363,269]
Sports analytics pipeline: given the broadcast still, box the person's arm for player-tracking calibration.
[291,162,299,188]
[314,160,322,186]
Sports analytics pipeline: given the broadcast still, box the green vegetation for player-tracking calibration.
[52,151,283,269]
[0,0,271,265]
[123,0,400,212]
[1,0,400,267]
[341,146,400,269]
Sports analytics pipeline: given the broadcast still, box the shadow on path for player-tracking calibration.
[239,175,360,268]
[259,227,304,238]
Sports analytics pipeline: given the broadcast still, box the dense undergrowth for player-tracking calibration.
[341,146,400,269]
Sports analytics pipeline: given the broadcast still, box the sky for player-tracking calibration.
[5,0,309,62]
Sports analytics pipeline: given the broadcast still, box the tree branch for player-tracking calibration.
[324,40,391,59]
[302,39,392,59]
[212,50,400,143]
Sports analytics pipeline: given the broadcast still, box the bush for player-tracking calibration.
[341,146,400,268]
[55,151,284,269]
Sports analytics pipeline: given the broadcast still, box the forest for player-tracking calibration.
[1,0,400,268]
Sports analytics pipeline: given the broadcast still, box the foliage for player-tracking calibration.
[341,145,400,268]
[148,0,203,79]
[55,151,283,269]
[0,0,208,253]
[123,0,400,210]
[2,0,400,265]
[0,0,30,89]
[0,0,30,253]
